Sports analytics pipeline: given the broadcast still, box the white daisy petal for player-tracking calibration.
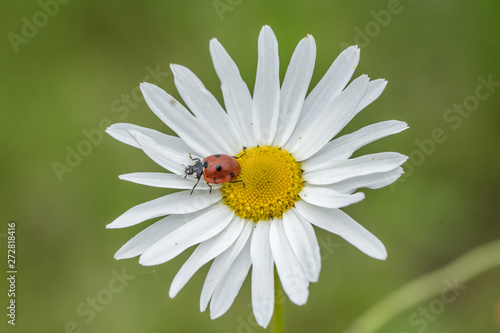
[128,129,198,176]
[298,45,360,121]
[106,191,221,229]
[355,78,387,114]
[283,209,321,283]
[210,238,252,319]
[106,123,191,151]
[200,221,253,312]
[210,38,256,147]
[250,220,274,328]
[270,219,309,306]
[273,34,316,147]
[327,167,404,194]
[170,64,243,153]
[114,214,189,260]
[253,25,280,145]
[300,186,365,209]
[286,75,370,161]
[302,120,409,172]
[295,200,387,260]
[169,217,245,298]
[119,172,216,191]
[139,205,234,266]
[140,82,224,156]
[303,152,409,185]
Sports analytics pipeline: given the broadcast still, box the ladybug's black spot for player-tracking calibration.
[215,164,222,172]
[230,171,235,178]
[213,177,218,183]
[203,161,208,168]
[214,154,221,158]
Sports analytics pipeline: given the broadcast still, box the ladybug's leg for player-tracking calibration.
[233,152,246,159]
[190,176,201,195]
[229,180,246,187]
[206,182,213,194]
[188,153,201,162]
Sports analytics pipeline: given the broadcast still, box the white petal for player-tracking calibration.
[355,79,387,114]
[106,123,190,152]
[210,38,256,147]
[302,120,409,172]
[253,25,280,145]
[170,64,243,154]
[250,220,274,328]
[139,205,234,266]
[169,217,245,298]
[210,238,251,319]
[327,167,404,194]
[282,209,321,282]
[119,172,216,191]
[128,129,199,176]
[303,152,408,185]
[106,191,221,229]
[295,201,387,260]
[140,82,224,156]
[298,45,360,122]
[270,219,309,306]
[285,75,370,161]
[273,34,316,147]
[200,220,253,312]
[114,214,189,260]
[299,186,365,209]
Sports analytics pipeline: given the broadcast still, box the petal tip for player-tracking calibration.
[348,45,360,52]
[376,251,388,261]
[260,25,276,38]
[113,252,126,260]
[169,64,179,75]
[138,256,155,266]
[168,288,177,299]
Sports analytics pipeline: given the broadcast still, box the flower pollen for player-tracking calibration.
[220,146,304,222]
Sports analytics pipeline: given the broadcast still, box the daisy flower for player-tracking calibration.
[106,25,408,327]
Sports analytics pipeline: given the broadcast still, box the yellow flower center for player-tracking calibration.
[220,145,304,222]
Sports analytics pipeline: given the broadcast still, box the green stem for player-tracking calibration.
[344,238,500,333]
[272,270,284,333]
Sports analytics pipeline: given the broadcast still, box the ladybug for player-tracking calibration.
[184,154,245,194]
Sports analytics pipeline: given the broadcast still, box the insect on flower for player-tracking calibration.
[183,154,245,194]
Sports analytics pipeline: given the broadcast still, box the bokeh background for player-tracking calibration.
[1,1,500,332]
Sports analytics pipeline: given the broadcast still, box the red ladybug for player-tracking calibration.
[184,154,245,194]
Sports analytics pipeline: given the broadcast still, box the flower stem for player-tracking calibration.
[343,238,500,333]
[272,270,284,333]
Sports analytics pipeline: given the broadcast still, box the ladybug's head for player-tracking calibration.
[184,159,204,180]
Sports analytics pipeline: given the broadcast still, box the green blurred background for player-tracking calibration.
[1,0,500,332]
